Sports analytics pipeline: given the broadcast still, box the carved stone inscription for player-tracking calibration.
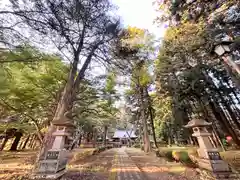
[207,151,222,160]
[46,151,60,160]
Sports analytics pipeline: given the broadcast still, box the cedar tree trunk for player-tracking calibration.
[10,131,23,151]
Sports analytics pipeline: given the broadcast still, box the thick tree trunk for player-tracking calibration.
[0,136,9,151]
[168,125,172,146]
[92,129,97,148]
[139,126,143,146]
[140,87,151,153]
[37,58,80,161]
[212,127,226,151]
[78,135,82,146]
[145,87,158,149]
[37,79,74,160]
[103,125,108,147]
[87,132,91,142]
[210,100,240,146]
[22,134,30,149]
[205,104,226,151]
[149,107,158,148]
[10,132,23,151]
[36,45,99,166]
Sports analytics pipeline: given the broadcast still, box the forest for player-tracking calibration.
[0,0,239,179]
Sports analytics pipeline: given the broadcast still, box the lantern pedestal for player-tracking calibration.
[184,118,238,179]
[32,120,75,179]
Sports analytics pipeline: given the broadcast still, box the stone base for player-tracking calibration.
[198,158,230,172]
[213,172,240,180]
[30,169,66,180]
[196,168,240,180]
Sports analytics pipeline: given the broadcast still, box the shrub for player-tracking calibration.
[165,150,174,161]
[172,150,181,162]
[133,143,141,148]
[155,147,198,167]
[155,149,174,161]
[70,149,94,163]
[172,150,197,168]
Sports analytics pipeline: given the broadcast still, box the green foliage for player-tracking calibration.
[74,72,119,136]
[0,46,68,134]
[105,72,116,94]
[152,0,240,145]
[152,93,172,139]
[156,148,197,167]
[0,122,35,132]
[172,150,196,167]
[156,149,174,161]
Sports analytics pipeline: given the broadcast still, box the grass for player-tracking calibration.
[69,148,96,164]
[156,146,240,173]
[220,150,240,172]
[0,150,37,180]
[0,146,111,180]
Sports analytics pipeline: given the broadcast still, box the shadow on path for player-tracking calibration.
[62,148,117,180]
[111,147,200,180]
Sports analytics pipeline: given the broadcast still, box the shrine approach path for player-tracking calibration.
[63,147,199,180]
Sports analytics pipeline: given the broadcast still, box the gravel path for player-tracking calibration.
[62,148,116,180]
[114,147,145,180]
[64,147,199,180]
[125,147,200,180]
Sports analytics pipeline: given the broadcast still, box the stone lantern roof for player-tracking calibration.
[184,118,212,128]
[52,119,75,127]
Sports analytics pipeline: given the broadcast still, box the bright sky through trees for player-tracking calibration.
[112,0,164,107]
[0,0,164,107]
[112,0,165,38]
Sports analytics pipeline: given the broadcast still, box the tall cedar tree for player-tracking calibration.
[0,0,121,159]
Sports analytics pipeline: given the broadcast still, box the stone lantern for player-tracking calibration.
[185,118,233,179]
[34,118,75,179]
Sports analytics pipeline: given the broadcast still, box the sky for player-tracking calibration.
[111,0,165,107]
[112,0,165,38]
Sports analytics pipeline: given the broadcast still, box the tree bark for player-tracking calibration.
[92,128,97,148]
[210,99,240,145]
[87,132,91,142]
[103,125,108,146]
[145,87,158,149]
[78,134,82,146]
[37,52,96,161]
[22,134,30,149]
[149,107,158,148]
[10,131,23,151]
[35,42,101,167]
[140,87,151,153]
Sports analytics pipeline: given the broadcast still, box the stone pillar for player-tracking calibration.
[32,120,75,179]
[184,118,237,180]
